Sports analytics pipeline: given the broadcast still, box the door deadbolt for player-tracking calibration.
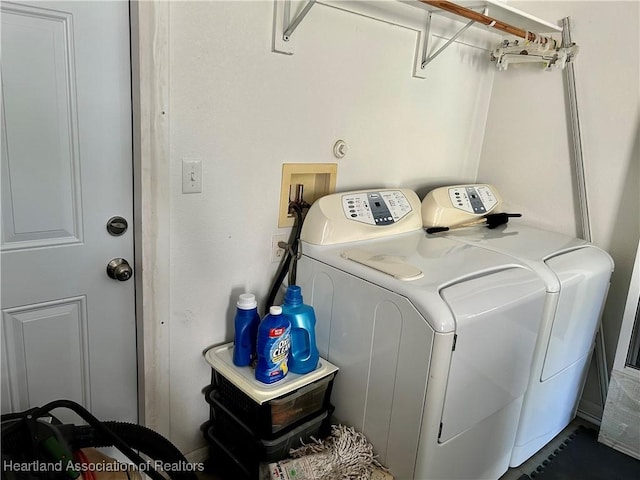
[107,258,133,281]
[106,216,128,236]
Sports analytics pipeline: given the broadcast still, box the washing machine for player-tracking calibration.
[296,189,548,480]
[421,185,614,467]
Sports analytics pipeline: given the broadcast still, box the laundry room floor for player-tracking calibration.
[498,417,599,480]
[197,418,601,480]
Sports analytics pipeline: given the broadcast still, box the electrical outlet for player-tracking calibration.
[271,234,289,263]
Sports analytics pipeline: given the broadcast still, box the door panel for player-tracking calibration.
[1,4,81,248]
[3,298,90,414]
[1,1,137,423]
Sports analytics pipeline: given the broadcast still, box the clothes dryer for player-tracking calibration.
[434,222,614,467]
[297,189,547,480]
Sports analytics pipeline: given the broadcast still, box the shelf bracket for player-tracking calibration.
[414,7,486,78]
[422,18,475,68]
[273,0,317,55]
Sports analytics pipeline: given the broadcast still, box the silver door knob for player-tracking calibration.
[107,258,133,281]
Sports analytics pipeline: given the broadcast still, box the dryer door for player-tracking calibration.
[542,247,613,381]
[439,267,546,443]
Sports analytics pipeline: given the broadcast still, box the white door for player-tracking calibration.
[1,0,137,423]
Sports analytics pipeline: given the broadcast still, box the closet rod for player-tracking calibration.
[420,0,552,45]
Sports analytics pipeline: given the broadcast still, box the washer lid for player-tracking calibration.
[301,230,536,333]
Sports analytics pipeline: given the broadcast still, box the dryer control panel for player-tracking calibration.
[447,185,498,215]
[422,184,503,228]
[301,189,423,245]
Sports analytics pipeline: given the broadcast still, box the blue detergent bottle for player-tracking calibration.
[282,285,319,374]
[255,306,291,384]
[232,293,261,367]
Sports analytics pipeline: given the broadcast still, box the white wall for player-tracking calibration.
[148,0,639,455]
[478,1,640,419]
[167,1,496,453]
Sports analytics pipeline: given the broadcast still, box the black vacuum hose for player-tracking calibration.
[73,422,197,480]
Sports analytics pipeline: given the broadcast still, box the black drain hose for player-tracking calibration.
[264,202,305,314]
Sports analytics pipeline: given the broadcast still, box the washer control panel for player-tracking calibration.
[341,190,413,226]
[301,188,423,245]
